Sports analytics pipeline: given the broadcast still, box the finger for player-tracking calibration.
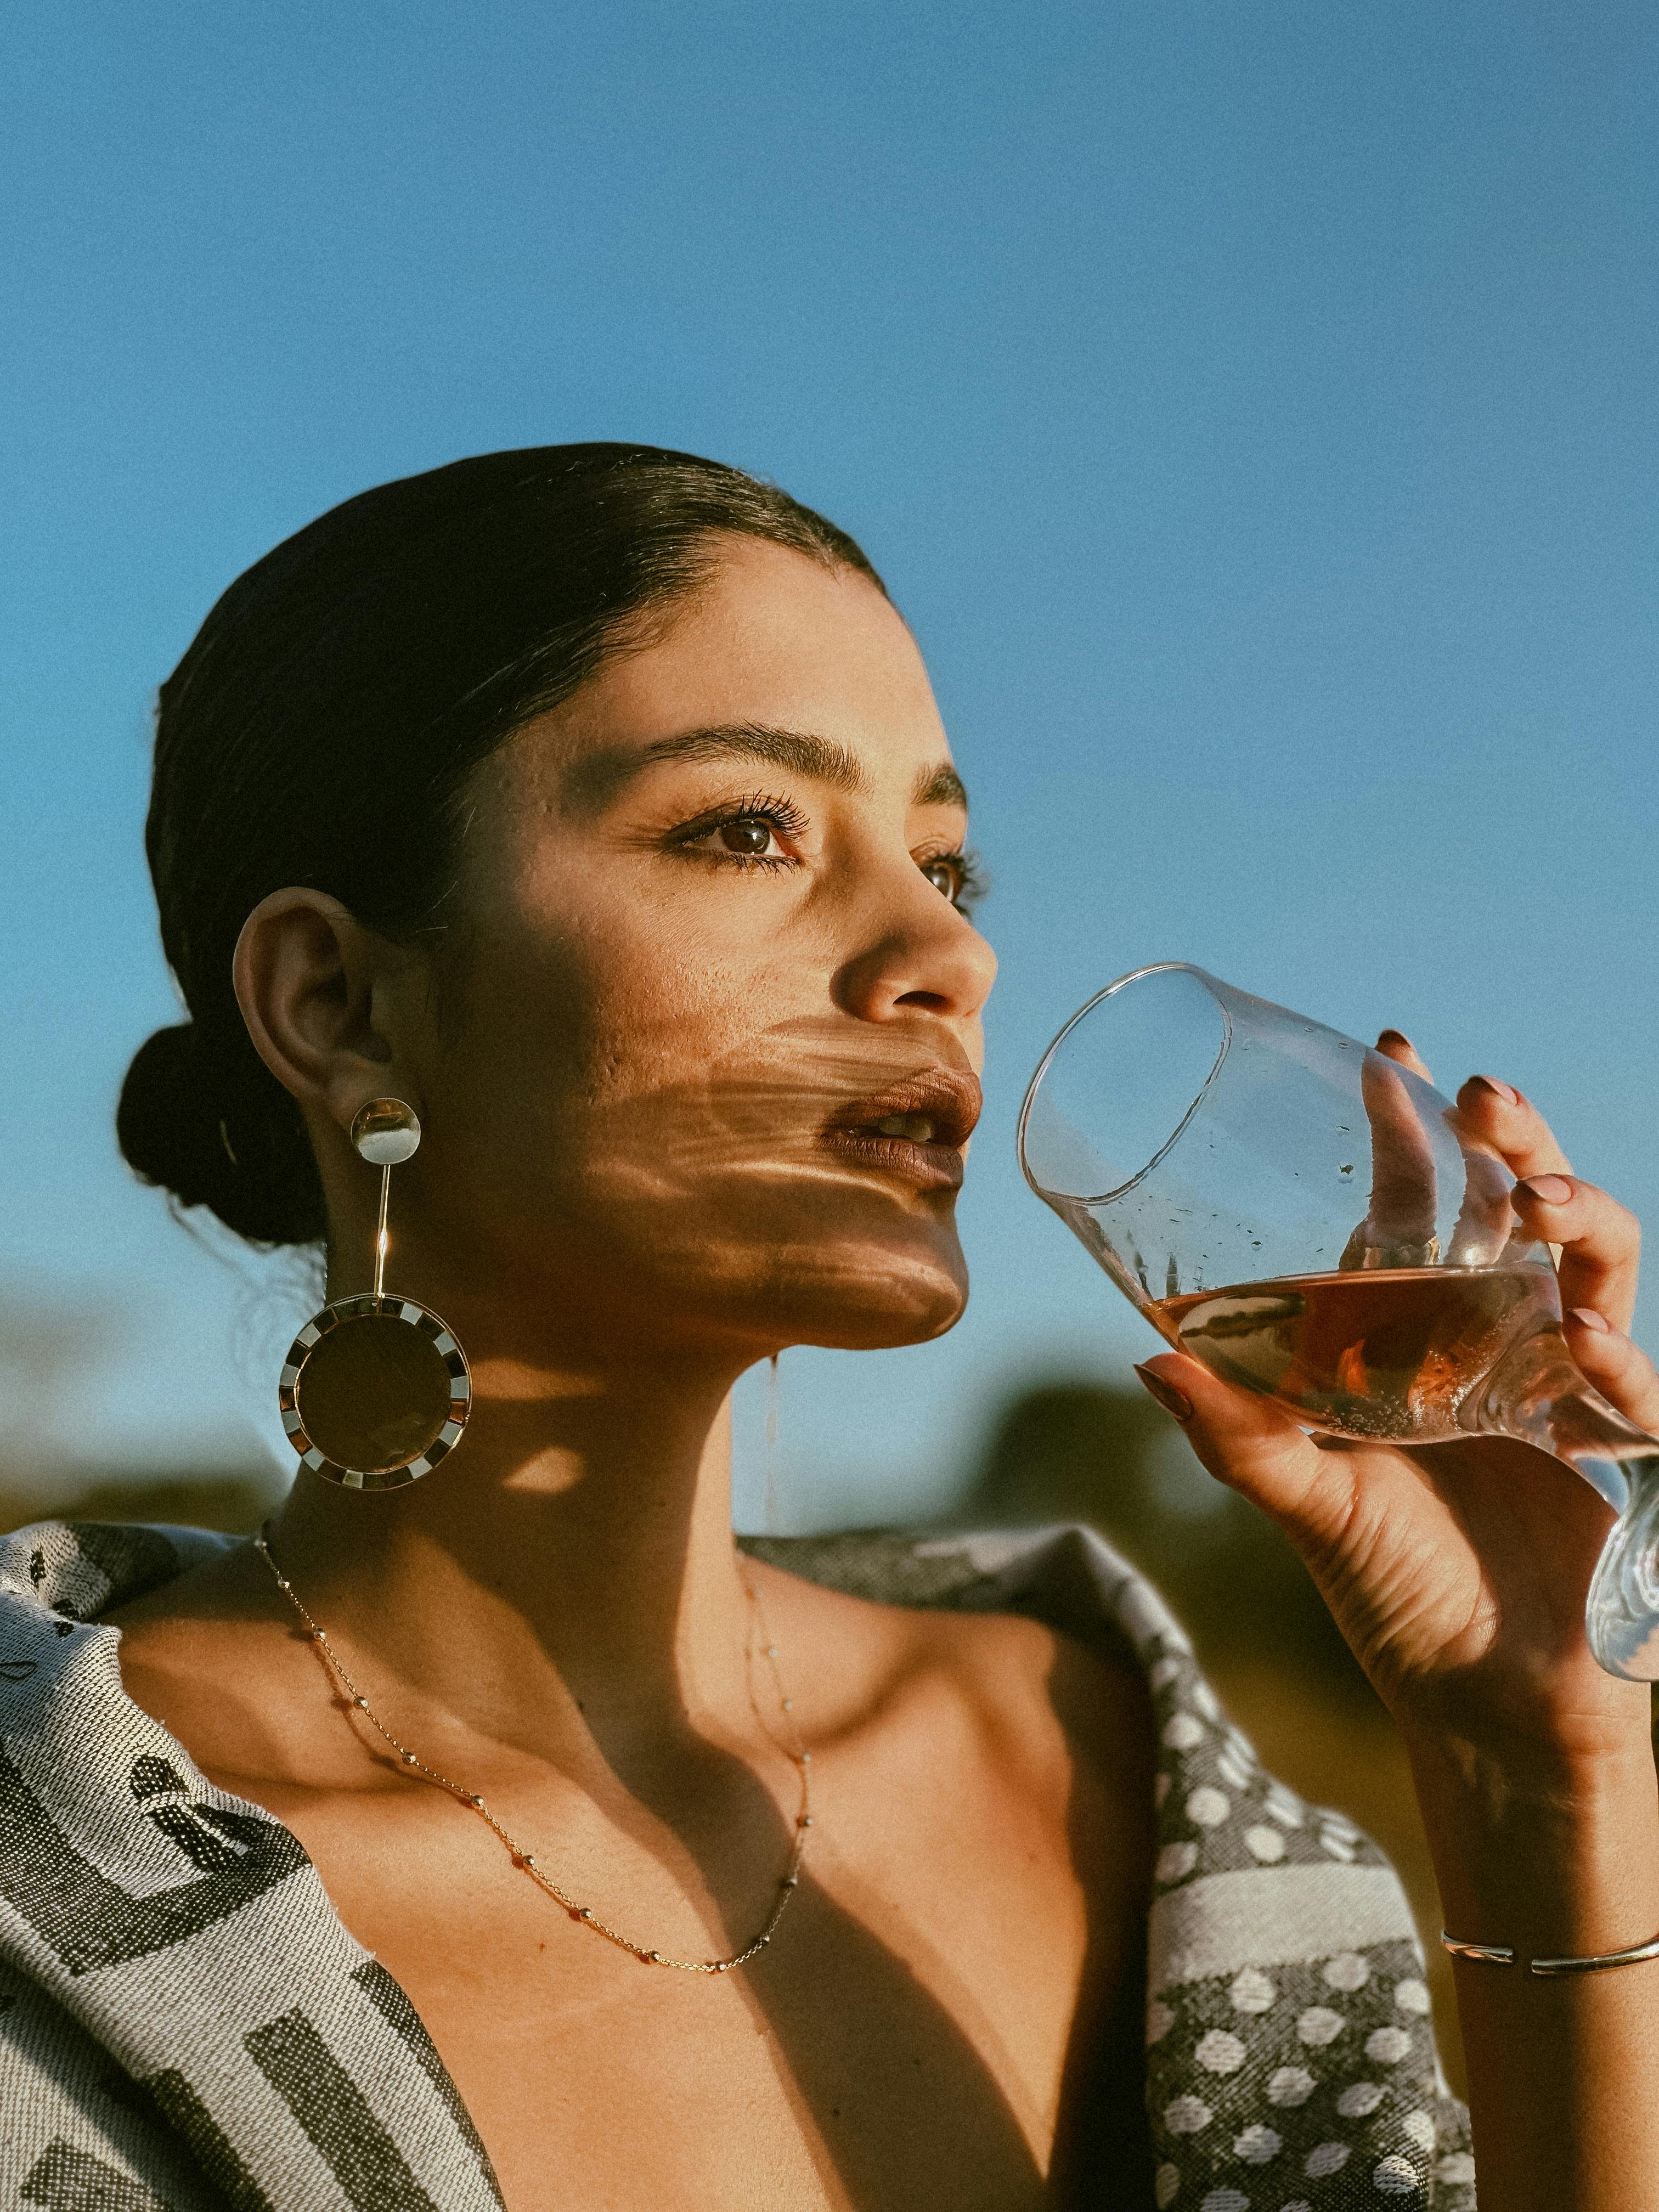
[1513,1174,1642,1334]
[1376,1037,1521,1262]
[1375,1028,1435,1086]
[1444,1143,1516,1267]
[1452,1074,1573,1180]
[1134,1353,1355,1549]
[1357,1051,1439,1261]
[1563,1308,1659,1437]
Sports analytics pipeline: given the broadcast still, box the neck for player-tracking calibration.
[266,1334,765,1753]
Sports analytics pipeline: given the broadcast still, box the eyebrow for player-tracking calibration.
[567,721,968,812]
[915,761,968,810]
[639,723,867,792]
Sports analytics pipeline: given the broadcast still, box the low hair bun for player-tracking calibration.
[117,1022,325,1246]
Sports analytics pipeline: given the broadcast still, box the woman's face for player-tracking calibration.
[415,535,996,1361]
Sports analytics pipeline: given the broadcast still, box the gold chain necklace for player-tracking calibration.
[253,1532,814,1974]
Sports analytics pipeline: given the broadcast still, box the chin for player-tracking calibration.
[804,1299,969,1353]
[741,1232,971,1353]
[515,1168,972,1357]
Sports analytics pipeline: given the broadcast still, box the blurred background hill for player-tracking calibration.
[0,1280,286,1534]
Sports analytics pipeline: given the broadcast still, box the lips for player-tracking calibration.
[820,1068,982,1190]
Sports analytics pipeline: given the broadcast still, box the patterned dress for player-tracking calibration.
[0,1519,1475,2210]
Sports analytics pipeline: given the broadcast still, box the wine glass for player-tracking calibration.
[1017,962,1659,1681]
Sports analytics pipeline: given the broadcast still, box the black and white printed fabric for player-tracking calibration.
[0,1520,1475,2210]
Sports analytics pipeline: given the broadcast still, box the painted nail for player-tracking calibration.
[1570,1306,1612,1334]
[1135,1363,1194,1421]
[1516,1173,1573,1206]
[1376,1029,1413,1052]
[1470,1074,1519,1105]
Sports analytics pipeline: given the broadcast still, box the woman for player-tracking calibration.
[1,444,1654,2211]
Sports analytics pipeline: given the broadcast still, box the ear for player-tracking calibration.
[232,889,409,1135]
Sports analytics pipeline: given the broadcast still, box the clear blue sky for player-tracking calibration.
[4,2,1656,1527]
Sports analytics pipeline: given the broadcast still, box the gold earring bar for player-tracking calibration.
[374,1161,391,1297]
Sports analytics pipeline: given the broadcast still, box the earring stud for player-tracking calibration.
[276,1097,471,1492]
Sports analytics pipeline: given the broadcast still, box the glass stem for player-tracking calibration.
[1469,1329,1659,1680]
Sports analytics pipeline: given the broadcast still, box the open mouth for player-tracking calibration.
[820,1069,982,1188]
[869,1112,944,1143]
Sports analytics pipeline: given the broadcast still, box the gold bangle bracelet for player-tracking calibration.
[1442,1928,1659,1978]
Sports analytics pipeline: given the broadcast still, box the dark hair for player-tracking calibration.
[117,443,883,1245]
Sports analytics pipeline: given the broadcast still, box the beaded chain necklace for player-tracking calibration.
[253,1532,814,1974]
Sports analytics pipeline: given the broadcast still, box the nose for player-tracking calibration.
[833,865,997,1027]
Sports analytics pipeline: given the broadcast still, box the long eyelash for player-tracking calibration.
[662,802,985,906]
[662,792,809,863]
[923,845,988,911]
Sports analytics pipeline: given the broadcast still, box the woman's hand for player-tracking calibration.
[1136,1032,1659,1771]
[1143,1036,1659,2212]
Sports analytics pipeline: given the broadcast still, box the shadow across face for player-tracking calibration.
[414,1011,982,1365]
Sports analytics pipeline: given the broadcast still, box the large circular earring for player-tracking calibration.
[277,1099,471,1492]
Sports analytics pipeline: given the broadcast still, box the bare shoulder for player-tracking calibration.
[102,1539,303,1781]
[104,1534,268,1632]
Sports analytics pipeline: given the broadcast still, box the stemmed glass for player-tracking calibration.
[1017,962,1659,1681]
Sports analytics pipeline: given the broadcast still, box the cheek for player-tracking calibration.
[432,890,815,1216]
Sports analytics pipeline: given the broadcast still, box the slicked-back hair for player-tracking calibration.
[117,444,884,1244]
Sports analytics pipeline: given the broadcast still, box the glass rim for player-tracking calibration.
[1017,961,1235,1209]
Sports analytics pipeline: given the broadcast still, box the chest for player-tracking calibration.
[266,1753,1139,2211]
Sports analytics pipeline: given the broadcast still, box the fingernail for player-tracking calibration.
[1470,1074,1519,1104]
[1376,1029,1413,1051]
[1135,1363,1194,1421]
[1517,1173,1573,1206]
[1570,1306,1612,1333]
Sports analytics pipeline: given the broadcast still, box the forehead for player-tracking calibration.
[522,535,956,795]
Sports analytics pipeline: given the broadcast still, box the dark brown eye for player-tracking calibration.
[719,819,774,856]
[921,857,963,902]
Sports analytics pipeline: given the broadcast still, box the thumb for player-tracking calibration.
[1133,1352,1357,1554]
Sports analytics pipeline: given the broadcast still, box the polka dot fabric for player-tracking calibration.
[1141,1622,1475,2209]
